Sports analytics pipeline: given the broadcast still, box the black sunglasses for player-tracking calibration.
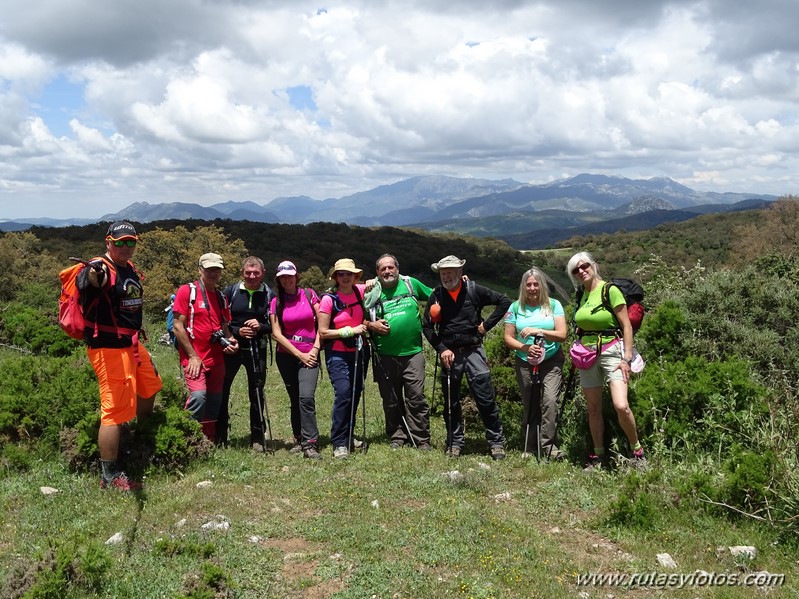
[112,239,137,247]
[571,262,591,275]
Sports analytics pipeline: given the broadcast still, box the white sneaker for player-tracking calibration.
[333,446,349,459]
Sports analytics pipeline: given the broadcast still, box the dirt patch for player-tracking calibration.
[262,537,348,599]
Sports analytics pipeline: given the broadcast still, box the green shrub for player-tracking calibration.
[1,542,112,598]
[605,470,665,531]
[61,405,211,476]
[153,539,215,559]
[0,355,98,446]
[720,446,779,512]
[0,301,80,357]
[630,355,767,452]
[0,443,35,476]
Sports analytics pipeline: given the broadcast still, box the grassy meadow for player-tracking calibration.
[1,336,797,599]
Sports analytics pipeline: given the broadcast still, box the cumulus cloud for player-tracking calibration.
[0,0,798,219]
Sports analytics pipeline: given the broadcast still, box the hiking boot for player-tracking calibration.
[389,441,404,450]
[303,446,322,460]
[417,442,432,451]
[100,472,142,491]
[333,446,349,460]
[288,439,302,453]
[490,445,506,461]
[252,442,266,453]
[583,454,607,473]
[446,446,461,458]
[547,448,567,462]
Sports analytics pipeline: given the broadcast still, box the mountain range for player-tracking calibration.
[0,174,776,249]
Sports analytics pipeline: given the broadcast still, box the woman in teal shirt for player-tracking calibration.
[504,267,566,459]
[567,251,644,471]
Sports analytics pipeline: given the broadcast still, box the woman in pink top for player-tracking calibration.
[270,260,323,460]
[317,258,368,459]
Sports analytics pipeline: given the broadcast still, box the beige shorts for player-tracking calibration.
[577,341,625,388]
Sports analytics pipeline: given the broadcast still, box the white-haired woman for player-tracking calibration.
[566,251,644,470]
[504,267,567,459]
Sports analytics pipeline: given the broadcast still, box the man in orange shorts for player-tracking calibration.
[77,221,162,490]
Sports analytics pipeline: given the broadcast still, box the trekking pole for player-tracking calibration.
[521,377,533,459]
[533,361,542,461]
[445,367,453,455]
[532,336,545,461]
[431,352,439,409]
[251,338,273,453]
[359,335,368,453]
[522,336,544,459]
[349,335,361,453]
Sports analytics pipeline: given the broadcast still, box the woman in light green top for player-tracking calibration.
[567,251,644,471]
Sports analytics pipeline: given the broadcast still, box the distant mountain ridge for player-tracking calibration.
[1,174,777,244]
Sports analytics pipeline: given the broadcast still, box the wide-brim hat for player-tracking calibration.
[328,258,363,279]
[199,252,225,269]
[106,221,138,240]
[431,255,466,272]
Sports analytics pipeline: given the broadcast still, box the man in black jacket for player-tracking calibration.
[423,255,511,460]
[219,256,274,450]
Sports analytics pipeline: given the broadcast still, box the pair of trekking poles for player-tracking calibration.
[249,332,369,456]
[521,337,579,461]
[249,338,274,453]
[429,339,577,460]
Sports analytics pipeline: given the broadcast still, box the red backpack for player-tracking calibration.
[58,257,138,340]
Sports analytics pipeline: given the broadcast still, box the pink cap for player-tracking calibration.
[276,260,297,277]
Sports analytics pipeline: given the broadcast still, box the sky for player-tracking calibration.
[1,0,798,220]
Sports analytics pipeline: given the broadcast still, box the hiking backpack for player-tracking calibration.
[575,277,645,334]
[179,281,229,341]
[322,285,365,350]
[58,256,138,340]
[430,279,481,324]
[372,275,416,319]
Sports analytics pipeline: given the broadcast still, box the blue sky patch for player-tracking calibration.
[33,74,86,137]
[286,85,317,112]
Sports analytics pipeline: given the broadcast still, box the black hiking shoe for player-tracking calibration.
[582,454,607,472]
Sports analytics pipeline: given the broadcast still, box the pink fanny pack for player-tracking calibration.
[569,338,619,369]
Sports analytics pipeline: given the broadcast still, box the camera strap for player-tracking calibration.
[197,280,223,332]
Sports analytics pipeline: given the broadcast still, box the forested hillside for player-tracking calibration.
[29,219,529,293]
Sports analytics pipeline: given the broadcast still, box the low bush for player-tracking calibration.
[0,354,97,447]
[61,405,212,477]
[1,542,112,598]
[630,355,768,452]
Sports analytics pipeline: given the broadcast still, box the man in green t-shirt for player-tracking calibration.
[366,254,433,450]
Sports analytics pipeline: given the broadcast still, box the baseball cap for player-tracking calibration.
[106,221,138,240]
[199,253,225,269]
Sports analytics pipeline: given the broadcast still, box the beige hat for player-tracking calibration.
[431,255,466,272]
[199,252,225,269]
[328,258,363,279]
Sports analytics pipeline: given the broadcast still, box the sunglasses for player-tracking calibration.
[571,262,591,275]
[335,271,354,277]
[112,239,137,247]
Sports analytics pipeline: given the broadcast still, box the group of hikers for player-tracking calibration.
[77,221,645,491]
